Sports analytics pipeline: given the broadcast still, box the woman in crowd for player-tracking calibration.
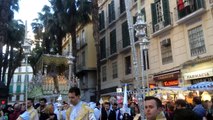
[133,104,140,120]
[40,103,57,120]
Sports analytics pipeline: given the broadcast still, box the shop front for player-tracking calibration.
[154,70,180,87]
[182,68,213,85]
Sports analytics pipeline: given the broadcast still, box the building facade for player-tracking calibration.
[62,23,97,102]
[98,0,146,98]
[98,0,213,98]
[148,0,213,87]
[6,60,33,104]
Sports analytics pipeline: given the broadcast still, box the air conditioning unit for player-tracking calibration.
[161,39,171,47]
[154,21,164,32]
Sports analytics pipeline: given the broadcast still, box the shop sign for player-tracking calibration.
[163,80,179,86]
[183,68,213,80]
[149,84,156,88]
[154,71,180,81]
[191,77,213,84]
[116,88,122,93]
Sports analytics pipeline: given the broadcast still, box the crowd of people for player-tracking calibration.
[0,87,213,120]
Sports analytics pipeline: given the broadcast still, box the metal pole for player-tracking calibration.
[25,55,28,110]
[139,42,145,120]
[124,0,145,119]
[144,50,149,95]
[69,61,72,88]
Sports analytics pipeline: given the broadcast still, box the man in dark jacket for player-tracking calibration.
[173,99,199,120]
[101,102,116,120]
[193,97,206,120]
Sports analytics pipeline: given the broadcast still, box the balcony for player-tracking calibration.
[175,0,206,24]
[106,46,118,59]
[76,64,85,73]
[151,12,173,37]
[117,40,131,53]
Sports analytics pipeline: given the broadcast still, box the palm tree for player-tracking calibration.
[0,0,19,82]
[5,20,25,87]
[49,0,92,73]
[91,0,101,101]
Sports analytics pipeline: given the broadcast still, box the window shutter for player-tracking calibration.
[99,13,101,30]
[112,0,115,21]
[108,4,111,23]
[100,38,106,59]
[122,21,130,47]
[9,85,13,93]
[110,29,117,54]
[162,0,171,26]
[102,11,105,28]
[151,3,157,31]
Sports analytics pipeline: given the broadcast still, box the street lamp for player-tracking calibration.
[22,39,31,110]
[57,94,63,120]
[67,52,75,88]
[22,20,32,110]
[134,7,150,120]
[123,0,150,119]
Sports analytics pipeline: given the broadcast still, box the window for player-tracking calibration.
[161,39,173,64]
[177,0,205,19]
[156,1,163,23]
[9,85,13,93]
[102,66,107,82]
[108,0,115,23]
[151,0,170,32]
[125,56,131,75]
[112,62,118,79]
[99,11,105,30]
[25,75,29,82]
[77,36,80,49]
[16,95,20,101]
[100,37,106,59]
[16,85,21,93]
[81,30,86,45]
[82,51,85,66]
[110,29,117,54]
[122,21,130,48]
[120,0,125,14]
[188,26,206,56]
[17,75,21,83]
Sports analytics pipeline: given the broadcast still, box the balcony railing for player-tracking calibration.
[175,0,206,24]
[151,12,173,36]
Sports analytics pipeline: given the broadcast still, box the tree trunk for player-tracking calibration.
[91,0,101,101]
[70,30,77,74]
[69,0,77,73]
[1,43,9,83]
[0,0,10,82]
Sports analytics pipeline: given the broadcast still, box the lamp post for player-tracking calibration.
[134,9,150,120]
[22,39,31,110]
[57,94,63,120]
[22,21,32,110]
[124,0,150,119]
[67,52,75,88]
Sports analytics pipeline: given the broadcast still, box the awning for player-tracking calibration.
[187,82,213,91]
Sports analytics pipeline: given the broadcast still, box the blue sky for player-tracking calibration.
[14,0,50,36]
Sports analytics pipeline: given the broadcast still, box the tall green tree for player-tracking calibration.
[49,0,92,73]
[91,0,101,100]
[0,0,19,83]
[0,0,25,92]
[5,20,25,87]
